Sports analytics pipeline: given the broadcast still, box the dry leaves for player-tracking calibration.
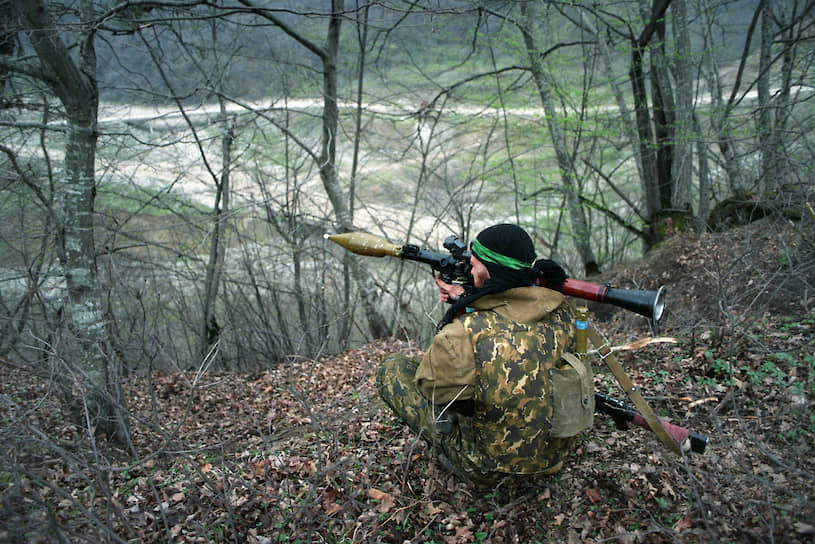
[2,216,815,544]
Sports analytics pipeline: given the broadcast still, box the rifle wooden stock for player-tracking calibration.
[594,392,709,454]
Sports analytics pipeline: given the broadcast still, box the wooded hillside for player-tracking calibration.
[1,1,814,542]
[2,215,813,543]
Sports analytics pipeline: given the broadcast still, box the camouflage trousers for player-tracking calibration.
[376,354,565,488]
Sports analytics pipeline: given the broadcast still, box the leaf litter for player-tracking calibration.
[1,217,814,543]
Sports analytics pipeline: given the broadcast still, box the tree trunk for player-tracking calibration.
[342,2,370,347]
[649,33,675,210]
[758,1,796,195]
[320,0,390,338]
[629,44,661,245]
[584,11,648,206]
[770,3,796,192]
[520,2,600,276]
[0,1,15,101]
[694,114,712,232]
[700,0,760,197]
[626,0,700,243]
[757,0,774,191]
[670,0,694,211]
[12,0,128,442]
[200,100,233,360]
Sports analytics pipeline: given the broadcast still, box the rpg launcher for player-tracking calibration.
[542,277,665,325]
[326,230,708,454]
[326,231,664,324]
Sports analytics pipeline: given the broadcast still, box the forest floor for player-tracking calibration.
[2,216,814,543]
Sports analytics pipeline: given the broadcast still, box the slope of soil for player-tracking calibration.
[1,216,813,543]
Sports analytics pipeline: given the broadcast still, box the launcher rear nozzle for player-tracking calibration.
[324,231,402,258]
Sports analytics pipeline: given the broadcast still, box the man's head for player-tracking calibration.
[469,224,536,288]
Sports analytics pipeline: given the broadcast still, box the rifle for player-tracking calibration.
[594,392,708,454]
[326,230,708,454]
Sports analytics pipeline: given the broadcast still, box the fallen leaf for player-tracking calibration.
[453,525,473,542]
[586,488,602,503]
[367,487,394,513]
[674,516,693,531]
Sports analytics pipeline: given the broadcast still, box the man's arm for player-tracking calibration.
[415,319,475,403]
[435,276,466,303]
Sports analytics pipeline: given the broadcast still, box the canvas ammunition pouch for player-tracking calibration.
[550,352,594,437]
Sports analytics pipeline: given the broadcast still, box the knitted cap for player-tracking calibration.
[471,223,535,271]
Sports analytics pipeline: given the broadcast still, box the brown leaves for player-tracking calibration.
[367,487,394,513]
[4,315,815,544]
[585,488,602,504]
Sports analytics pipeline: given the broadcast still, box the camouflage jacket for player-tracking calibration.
[415,286,576,473]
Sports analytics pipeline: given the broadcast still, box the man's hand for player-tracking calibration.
[435,276,465,303]
[533,259,568,291]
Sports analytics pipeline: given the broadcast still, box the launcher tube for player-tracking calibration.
[538,277,665,323]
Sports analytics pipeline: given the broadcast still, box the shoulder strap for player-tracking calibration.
[586,322,682,455]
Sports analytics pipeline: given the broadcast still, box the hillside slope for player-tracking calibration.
[1,217,813,543]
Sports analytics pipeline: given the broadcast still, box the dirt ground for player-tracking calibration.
[1,216,814,543]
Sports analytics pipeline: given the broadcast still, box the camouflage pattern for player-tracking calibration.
[460,303,576,474]
[377,289,578,486]
[377,355,443,443]
[377,353,521,486]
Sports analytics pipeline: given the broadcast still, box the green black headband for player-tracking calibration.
[471,238,533,270]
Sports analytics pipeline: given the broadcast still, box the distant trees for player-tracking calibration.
[469,0,813,262]
[0,0,813,395]
[756,0,810,195]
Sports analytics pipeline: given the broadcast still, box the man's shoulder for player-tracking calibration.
[470,287,565,321]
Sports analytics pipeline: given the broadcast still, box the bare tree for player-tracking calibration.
[518,1,600,275]
[6,0,128,442]
[238,0,390,339]
[697,0,748,197]
[572,0,698,244]
[671,0,695,212]
[757,0,810,195]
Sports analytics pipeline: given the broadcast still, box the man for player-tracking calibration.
[377,224,588,487]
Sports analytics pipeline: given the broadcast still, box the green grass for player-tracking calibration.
[96,182,210,216]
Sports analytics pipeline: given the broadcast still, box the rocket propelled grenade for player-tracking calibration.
[325,232,402,258]
[327,231,665,323]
